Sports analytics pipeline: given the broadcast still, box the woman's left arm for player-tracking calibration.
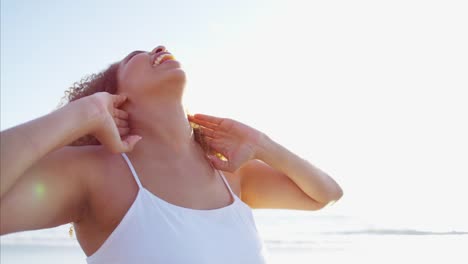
[188,114,343,211]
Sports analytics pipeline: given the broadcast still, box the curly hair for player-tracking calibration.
[60,62,206,148]
[58,63,119,146]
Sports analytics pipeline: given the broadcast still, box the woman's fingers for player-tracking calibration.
[118,127,130,136]
[90,92,140,153]
[115,117,130,136]
[121,135,143,152]
[114,118,128,127]
[193,114,223,125]
[190,118,218,130]
[188,114,223,129]
[113,94,128,107]
[113,109,129,119]
[205,138,228,158]
[199,126,215,138]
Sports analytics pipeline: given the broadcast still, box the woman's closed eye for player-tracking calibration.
[122,50,145,64]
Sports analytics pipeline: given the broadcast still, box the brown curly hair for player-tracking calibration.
[60,62,206,148]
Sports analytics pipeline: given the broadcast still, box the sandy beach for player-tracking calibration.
[2,213,467,264]
[2,234,467,264]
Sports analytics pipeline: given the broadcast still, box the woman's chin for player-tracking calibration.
[152,69,186,94]
[165,68,186,86]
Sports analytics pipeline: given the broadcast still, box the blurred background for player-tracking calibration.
[1,0,467,263]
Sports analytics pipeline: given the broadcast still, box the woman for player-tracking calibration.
[0,45,343,263]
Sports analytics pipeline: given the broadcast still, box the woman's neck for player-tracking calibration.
[123,96,200,162]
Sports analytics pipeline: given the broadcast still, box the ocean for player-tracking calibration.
[1,211,467,264]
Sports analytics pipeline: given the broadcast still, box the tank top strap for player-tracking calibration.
[121,153,143,189]
[217,170,235,197]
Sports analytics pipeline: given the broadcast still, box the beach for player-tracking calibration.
[2,235,467,264]
[1,212,467,264]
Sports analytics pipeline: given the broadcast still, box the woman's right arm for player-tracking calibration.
[0,93,140,235]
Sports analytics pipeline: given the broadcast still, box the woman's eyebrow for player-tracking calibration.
[122,50,145,64]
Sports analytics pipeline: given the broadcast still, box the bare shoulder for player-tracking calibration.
[45,145,125,200]
[58,146,132,195]
[55,146,137,220]
[46,145,106,165]
[49,145,109,179]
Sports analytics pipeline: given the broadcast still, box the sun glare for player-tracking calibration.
[34,183,46,199]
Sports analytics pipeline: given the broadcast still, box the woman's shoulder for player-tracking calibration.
[60,145,137,214]
[52,145,124,187]
[66,145,130,179]
[55,145,111,169]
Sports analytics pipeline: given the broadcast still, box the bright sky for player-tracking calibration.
[1,0,467,231]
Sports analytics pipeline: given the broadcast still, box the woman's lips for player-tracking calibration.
[152,53,175,66]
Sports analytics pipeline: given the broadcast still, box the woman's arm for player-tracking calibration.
[1,98,97,197]
[0,93,140,234]
[188,114,343,210]
[0,93,139,197]
[239,136,343,210]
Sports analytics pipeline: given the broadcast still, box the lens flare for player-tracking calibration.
[34,183,46,199]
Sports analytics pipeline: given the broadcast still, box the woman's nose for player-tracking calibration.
[152,46,166,54]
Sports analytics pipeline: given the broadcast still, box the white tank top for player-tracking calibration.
[86,153,270,264]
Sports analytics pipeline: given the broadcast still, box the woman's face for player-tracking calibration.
[117,46,185,95]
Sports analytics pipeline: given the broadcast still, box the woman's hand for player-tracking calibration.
[188,114,264,172]
[88,92,142,153]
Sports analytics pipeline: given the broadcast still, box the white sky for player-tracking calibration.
[1,0,467,231]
